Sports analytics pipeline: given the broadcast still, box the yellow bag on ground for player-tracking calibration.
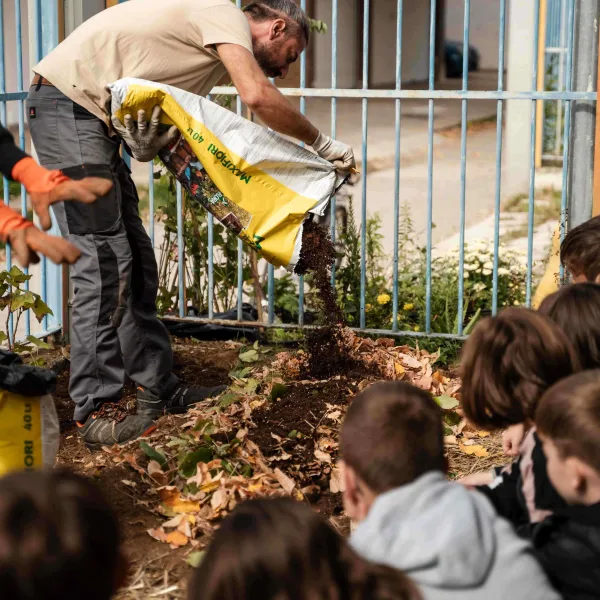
[110,78,346,271]
[0,352,59,476]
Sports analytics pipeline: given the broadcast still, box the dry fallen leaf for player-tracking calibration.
[166,530,189,548]
[148,460,169,486]
[444,435,458,446]
[459,442,489,458]
[329,466,346,493]
[159,487,200,514]
[477,430,491,438]
[314,449,332,464]
[274,468,296,494]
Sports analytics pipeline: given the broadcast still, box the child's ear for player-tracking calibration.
[594,274,600,284]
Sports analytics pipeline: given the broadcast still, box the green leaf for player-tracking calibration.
[31,297,53,322]
[26,335,53,350]
[229,366,253,379]
[287,430,299,439]
[443,411,462,427]
[8,265,31,284]
[11,291,36,312]
[240,464,253,477]
[463,308,482,335]
[244,378,260,394]
[180,447,213,478]
[186,551,205,568]
[253,340,260,350]
[443,425,454,436]
[0,331,8,345]
[270,383,289,401]
[239,349,259,363]
[435,395,459,410]
[218,393,243,408]
[13,342,32,353]
[139,441,168,468]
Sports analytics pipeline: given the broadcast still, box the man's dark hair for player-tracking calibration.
[460,307,580,430]
[539,282,600,370]
[340,381,446,494]
[537,370,600,474]
[244,0,311,44]
[0,469,122,600]
[560,215,600,281]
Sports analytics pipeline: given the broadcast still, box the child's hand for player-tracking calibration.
[458,471,494,489]
[502,424,526,457]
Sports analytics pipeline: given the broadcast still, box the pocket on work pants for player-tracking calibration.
[59,164,122,236]
[25,96,62,166]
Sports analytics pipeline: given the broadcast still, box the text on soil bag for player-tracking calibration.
[186,127,252,184]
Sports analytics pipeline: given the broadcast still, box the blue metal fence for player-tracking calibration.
[0,0,597,343]
[0,0,62,341]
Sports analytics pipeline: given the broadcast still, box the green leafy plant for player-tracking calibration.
[0,266,53,361]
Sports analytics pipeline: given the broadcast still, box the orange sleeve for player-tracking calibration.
[0,202,33,240]
[11,157,68,193]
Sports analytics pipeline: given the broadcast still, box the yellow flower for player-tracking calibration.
[404,303,414,311]
[366,304,373,312]
[377,293,391,305]
[413,325,420,332]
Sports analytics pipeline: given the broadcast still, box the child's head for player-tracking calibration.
[539,282,600,370]
[536,371,600,505]
[0,469,124,600]
[189,497,420,600]
[560,216,600,283]
[460,307,579,430]
[340,381,446,521]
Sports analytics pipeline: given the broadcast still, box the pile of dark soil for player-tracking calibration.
[295,221,358,378]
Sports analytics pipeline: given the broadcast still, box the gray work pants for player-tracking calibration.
[26,84,177,422]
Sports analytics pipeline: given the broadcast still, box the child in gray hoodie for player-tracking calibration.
[341,381,561,600]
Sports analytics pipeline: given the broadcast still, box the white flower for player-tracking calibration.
[513,300,521,306]
[473,282,487,293]
[483,261,493,270]
[498,267,510,276]
[477,254,490,262]
[482,269,492,276]
[463,271,470,279]
[464,263,479,271]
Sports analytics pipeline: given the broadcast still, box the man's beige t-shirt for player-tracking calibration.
[34,0,252,126]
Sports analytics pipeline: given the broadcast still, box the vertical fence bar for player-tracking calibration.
[297,0,308,326]
[148,163,155,249]
[359,0,370,329]
[176,182,185,317]
[566,0,599,228]
[330,0,338,287]
[425,0,437,332]
[207,213,214,319]
[235,0,244,322]
[0,1,13,342]
[492,0,507,314]
[456,0,470,335]
[267,263,275,324]
[391,0,403,332]
[560,0,576,283]
[526,0,541,307]
[15,0,29,336]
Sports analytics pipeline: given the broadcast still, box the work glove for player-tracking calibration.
[311,132,356,173]
[11,157,113,231]
[7,226,82,268]
[111,106,179,163]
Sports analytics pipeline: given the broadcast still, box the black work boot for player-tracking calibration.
[77,412,157,452]
[136,383,227,418]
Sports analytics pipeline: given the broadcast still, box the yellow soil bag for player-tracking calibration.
[110,78,346,270]
[0,352,58,476]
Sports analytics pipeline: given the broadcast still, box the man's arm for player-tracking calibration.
[216,44,355,172]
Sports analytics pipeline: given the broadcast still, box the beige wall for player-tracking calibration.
[445,0,503,70]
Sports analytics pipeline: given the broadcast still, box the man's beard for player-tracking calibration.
[253,39,285,79]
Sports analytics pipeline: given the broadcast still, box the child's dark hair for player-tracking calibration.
[460,307,580,430]
[539,283,600,370]
[560,216,600,281]
[0,469,122,600]
[189,498,420,600]
[536,370,600,474]
[340,381,446,494]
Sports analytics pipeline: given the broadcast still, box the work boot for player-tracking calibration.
[77,412,157,452]
[136,383,227,418]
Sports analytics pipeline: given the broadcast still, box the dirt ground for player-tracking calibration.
[50,337,506,600]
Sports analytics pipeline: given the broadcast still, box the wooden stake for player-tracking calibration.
[535,0,548,168]
[593,29,600,216]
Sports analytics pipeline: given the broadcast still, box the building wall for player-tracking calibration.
[445,0,503,70]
